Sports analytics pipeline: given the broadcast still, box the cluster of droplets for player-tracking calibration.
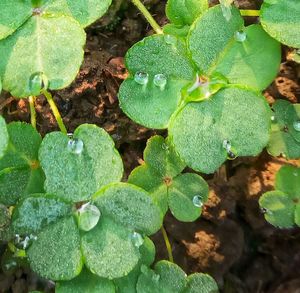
[293,120,300,132]
[77,202,101,232]
[223,140,237,160]
[67,134,84,155]
[130,231,144,247]
[234,30,247,42]
[14,234,37,250]
[29,72,48,95]
[134,72,168,90]
[192,195,203,208]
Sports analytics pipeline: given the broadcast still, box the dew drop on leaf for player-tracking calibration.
[77,203,101,232]
[153,74,167,89]
[222,140,237,160]
[130,231,144,247]
[29,72,48,95]
[271,115,276,121]
[134,72,149,85]
[234,30,247,42]
[152,274,160,282]
[293,171,298,177]
[67,138,84,154]
[192,195,203,208]
[293,120,300,132]
[164,34,177,46]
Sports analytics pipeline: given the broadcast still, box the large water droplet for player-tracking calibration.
[293,120,300,132]
[164,34,177,46]
[193,195,203,208]
[131,231,144,247]
[77,203,101,232]
[153,74,167,89]
[67,138,84,155]
[235,30,247,42]
[134,72,149,85]
[29,72,48,95]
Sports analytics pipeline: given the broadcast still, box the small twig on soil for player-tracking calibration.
[28,96,37,129]
[131,0,163,34]
[42,90,67,134]
[240,9,260,17]
[0,96,14,111]
[161,225,174,263]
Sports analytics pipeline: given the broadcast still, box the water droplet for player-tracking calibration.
[235,30,247,42]
[29,72,48,95]
[293,120,300,132]
[261,207,272,215]
[67,138,84,155]
[193,195,203,208]
[134,72,149,85]
[131,232,144,247]
[3,259,17,272]
[222,140,237,160]
[164,34,177,46]
[293,171,299,177]
[271,115,276,121]
[77,203,101,232]
[14,234,37,250]
[153,74,167,89]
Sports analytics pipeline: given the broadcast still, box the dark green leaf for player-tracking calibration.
[27,216,83,280]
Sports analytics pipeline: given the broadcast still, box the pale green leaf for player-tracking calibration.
[184,273,219,293]
[275,165,300,198]
[39,124,123,202]
[0,116,8,159]
[261,0,300,48]
[0,15,85,98]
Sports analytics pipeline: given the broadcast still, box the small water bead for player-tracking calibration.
[192,195,203,208]
[164,34,177,46]
[134,72,149,85]
[77,203,101,232]
[130,231,144,247]
[271,115,276,122]
[293,120,300,132]
[293,171,299,177]
[153,74,167,89]
[222,140,237,160]
[235,30,247,42]
[152,274,160,282]
[67,138,84,155]
[29,72,48,95]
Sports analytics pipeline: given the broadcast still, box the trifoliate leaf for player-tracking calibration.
[56,269,115,293]
[260,0,300,48]
[0,122,44,205]
[27,216,83,280]
[166,0,208,26]
[39,124,123,202]
[0,15,85,98]
[285,103,300,143]
[169,86,271,173]
[93,183,163,235]
[168,173,209,222]
[259,190,295,228]
[11,194,72,235]
[44,0,112,28]
[81,217,140,279]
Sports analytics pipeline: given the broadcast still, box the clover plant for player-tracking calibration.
[0,0,299,291]
[259,165,300,228]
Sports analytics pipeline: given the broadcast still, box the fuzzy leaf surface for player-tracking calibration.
[39,124,123,202]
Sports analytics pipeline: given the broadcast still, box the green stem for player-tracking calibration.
[131,0,163,34]
[28,96,37,129]
[161,226,174,263]
[240,9,260,17]
[42,90,67,134]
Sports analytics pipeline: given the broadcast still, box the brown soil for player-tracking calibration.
[0,0,300,292]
